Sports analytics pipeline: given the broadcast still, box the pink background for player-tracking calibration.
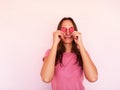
[0,0,120,90]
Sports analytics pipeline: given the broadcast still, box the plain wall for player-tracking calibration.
[0,0,120,90]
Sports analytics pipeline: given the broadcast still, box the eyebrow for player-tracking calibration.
[61,26,74,28]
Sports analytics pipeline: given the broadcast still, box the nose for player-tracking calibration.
[66,29,70,35]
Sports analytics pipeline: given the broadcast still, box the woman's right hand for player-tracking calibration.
[53,30,64,45]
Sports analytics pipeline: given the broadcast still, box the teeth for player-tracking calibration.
[65,35,72,38]
[65,36,71,38]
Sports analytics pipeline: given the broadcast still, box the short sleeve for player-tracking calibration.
[43,49,51,61]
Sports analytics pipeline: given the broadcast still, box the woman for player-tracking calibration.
[41,17,98,90]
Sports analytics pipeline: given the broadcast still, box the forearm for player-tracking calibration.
[78,42,98,82]
[41,43,58,83]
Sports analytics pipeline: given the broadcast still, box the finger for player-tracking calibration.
[58,31,64,39]
[60,30,65,35]
[72,33,78,39]
[72,31,81,35]
[71,31,77,36]
[72,31,81,39]
[58,35,61,38]
[75,36,78,40]
[73,36,78,40]
[59,34,64,39]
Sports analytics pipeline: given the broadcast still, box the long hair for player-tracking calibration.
[55,17,83,68]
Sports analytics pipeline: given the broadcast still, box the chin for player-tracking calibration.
[63,40,73,44]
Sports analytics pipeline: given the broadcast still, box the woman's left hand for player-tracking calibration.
[72,31,83,48]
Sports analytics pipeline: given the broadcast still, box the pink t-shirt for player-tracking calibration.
[43,49,85,90]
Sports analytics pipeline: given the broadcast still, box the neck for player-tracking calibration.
[64,43,72,53]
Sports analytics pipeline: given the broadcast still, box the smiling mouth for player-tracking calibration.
[64,35,73,38]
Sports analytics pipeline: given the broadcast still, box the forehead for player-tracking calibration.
[61,20,74,27]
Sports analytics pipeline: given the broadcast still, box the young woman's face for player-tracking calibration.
[60,20,74,44]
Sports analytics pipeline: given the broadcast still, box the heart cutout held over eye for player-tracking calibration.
[61,27,67,32]
[69,27,74,33]
[61,27,74,33]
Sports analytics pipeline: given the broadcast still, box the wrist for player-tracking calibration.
[52,42,58,48]
[77,41,84,49]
